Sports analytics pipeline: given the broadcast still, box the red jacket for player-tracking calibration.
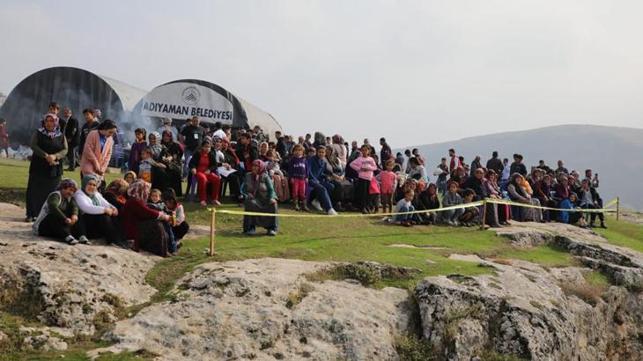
[121,198,159,242]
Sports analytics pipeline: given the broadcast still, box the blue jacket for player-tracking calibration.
[307,156,327,183]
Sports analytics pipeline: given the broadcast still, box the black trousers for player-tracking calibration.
[353,178,370,210]
[67,144,77,168]
[78,214,123,243]
[172,222,189,240]
[38,213,80,241]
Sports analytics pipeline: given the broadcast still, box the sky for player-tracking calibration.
[1,0,642,148]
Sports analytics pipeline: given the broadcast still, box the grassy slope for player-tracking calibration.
[1,158,641,360]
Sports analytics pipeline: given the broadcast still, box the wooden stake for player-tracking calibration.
[616,197,620,222]
[209,208,217,256]
[480,199,487,230]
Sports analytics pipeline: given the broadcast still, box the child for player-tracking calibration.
[124,171,137,184]
[288,144,309,211]
[147,188,178,254]
[394,189,416,227]
[138,147,166,184]
[128,128,147,174]
[33,179,86,245]
[265,149,289,202]
[378,159,397,214]
[162,188,190,241]
[368,176,381,214]
[441,181,464,226]
[349,145,378,213]
[458,188,480,226]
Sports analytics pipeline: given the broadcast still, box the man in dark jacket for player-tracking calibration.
[379,137,392,168]
[486,151,504,175]
[509,154,527,176]
[179,116,206,177]
[61,107,79,171]
[78,108,100,158]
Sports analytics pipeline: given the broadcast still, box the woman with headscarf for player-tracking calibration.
[121,180,172,256]
[74,174,122,245]
[154,130,183,196]
[103,179,129,211]
[32,178,83,244]
[79,119,117,186]
[507,173,542,222]
[25,113,68,221]
[219,138,243,203]
[241,159,278,236]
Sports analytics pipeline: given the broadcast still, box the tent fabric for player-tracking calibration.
[133,79,282,137]
[0,66,147,145]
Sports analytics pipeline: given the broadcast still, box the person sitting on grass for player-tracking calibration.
[394,189,416,227]
[122,180,172,256]
[568,192,589,228]
[578,179,607,228]
[415,182,440,225]
[241,159,279,236]
[162,188,190,242]
[440,181,464,226]
[33,179,83,245]
[103,179,129,212]
[458,188,480,226]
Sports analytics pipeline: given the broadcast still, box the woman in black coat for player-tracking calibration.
[25,113,67,221]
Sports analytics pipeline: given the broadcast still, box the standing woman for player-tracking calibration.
[80,119,117,186]
[26,113,68,221]
[241,159,279,236]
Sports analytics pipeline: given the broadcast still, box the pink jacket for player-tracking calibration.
[379,170,397,194]
[349,156,377,180]
[80,130,113,176]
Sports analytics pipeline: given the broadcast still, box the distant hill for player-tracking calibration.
[402,125,643,211]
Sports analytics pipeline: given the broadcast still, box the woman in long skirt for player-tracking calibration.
[241,160,279,236]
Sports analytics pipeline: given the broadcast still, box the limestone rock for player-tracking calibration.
[415,259,643,361]
[0,202,158,336]
[94,258,414,361]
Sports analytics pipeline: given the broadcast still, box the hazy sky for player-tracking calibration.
[1,0,642,147]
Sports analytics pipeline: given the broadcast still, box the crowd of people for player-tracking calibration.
[21,101,607,256]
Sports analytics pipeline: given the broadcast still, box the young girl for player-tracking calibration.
[128,128,147,174]
[349,144,378,213]
[368,176,381,214]
[265,149,290,202]
[288,144,308,211]
[378,159,397,214]
[138,147,164,184]
[394,189,416,227]
[33,179,83,245]
[147,188,178,254]
[162,189,190,241]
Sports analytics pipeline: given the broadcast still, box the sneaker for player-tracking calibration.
[65,236,79,245]
[244,229,256,236]
[310,199,323,212]
[327,208,338,216]
[78,235,90,244]
[200,200,207,206]
[267,230,277,236]
[212,200,221,206]
[293,201,300,211]
[301,203,310,212]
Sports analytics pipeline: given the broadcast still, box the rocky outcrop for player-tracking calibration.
[94,258,415,361]
[416,259,642,361]
[0,203,157,336]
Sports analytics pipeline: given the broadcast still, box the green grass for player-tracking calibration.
[1,158,642,359]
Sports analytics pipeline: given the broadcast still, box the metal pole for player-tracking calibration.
[209,208,216,256]
[480,199,487,230]
[616,197,620,222]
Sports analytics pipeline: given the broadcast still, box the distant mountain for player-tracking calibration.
[402,125,643,211]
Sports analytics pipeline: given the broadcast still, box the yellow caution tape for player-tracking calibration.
[210,197,617,218]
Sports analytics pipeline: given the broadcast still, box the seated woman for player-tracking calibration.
[121,180,172,256]
[264,149,290,203]
[241,160,278,236]
[415,182,440,224]
[555,175,573,223]
[32,179,83,245]
[507,173,542,222]
[219,139,243,202]
[74,174,122,245]
[159,130,184,196]
[189,141,221,206]
[458,188,480,226]
[483,170,509,225]
[103,179,129,211]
